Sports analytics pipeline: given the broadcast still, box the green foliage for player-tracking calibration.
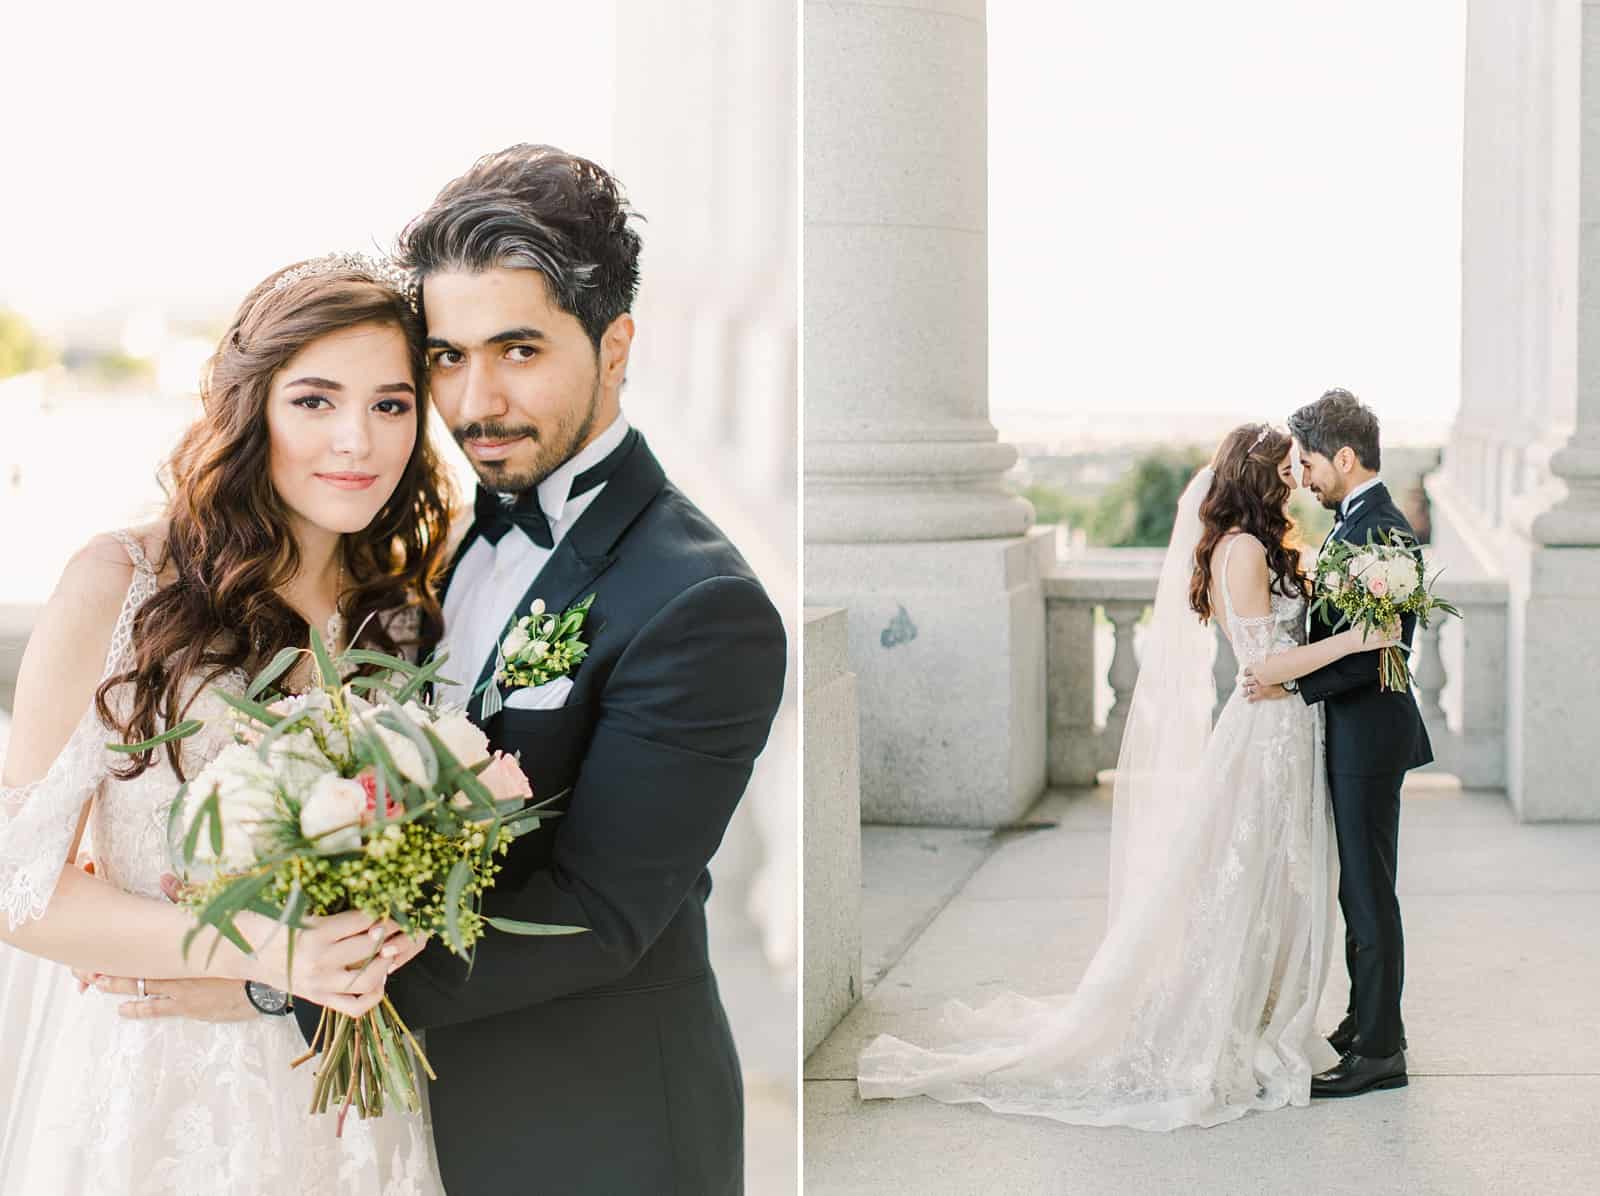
[1017,483,1095,529]
[0,309,54,378]
[83,351,155,383]
[1288,489,1335,549]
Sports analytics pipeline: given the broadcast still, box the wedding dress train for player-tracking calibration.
[0,532,444,1194]
[858,483,1341,1131]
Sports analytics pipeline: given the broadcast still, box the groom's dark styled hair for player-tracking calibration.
[399,143,643,349]
[1288,388,1382,471]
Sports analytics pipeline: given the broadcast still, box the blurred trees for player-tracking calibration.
[1019,446,1337,550]
[0,309,54,379]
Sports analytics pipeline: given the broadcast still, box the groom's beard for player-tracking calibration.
[453,378,601,495]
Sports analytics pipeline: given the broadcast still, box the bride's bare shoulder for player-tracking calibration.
[48,521,173,623]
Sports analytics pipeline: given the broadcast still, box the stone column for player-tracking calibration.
[802,608,861,1055]
[613,0,803,972]
[804,0,1050,827]
[1435,0,1600,819]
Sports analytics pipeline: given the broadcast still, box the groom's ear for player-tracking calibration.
[1333,445,1357,474]
[599,313,636,392]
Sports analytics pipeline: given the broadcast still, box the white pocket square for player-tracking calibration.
[502,676,575,711]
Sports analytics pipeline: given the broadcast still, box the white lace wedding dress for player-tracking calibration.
[858,502,1342,1130]
[0,532,444,1194]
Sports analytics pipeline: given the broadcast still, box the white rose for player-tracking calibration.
[184,744,280,871]
[1348,551,1379,579]
[527,640,550,661]
[430,709,491,767]
[262,731,331,800]
[502,624,531,659]
[299,774,367,854]
[365,723,427,786]
[1383,557,1420,601]
[529,599,546,617]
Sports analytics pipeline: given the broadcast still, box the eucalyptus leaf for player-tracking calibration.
[443,859,470,956]
[394,651,460,705]
[341,648,424,675]
[211,688,285,729]
[308,625,339,689]
[484,916,588,936]
[247,646,307,700]
[109,719,204,755]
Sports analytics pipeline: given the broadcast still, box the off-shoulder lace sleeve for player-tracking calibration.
[1218,534,1278,670]
[0,531,159,930]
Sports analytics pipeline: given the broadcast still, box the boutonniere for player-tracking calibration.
[477,594,596,720]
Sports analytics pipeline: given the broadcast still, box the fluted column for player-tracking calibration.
[804,0,1032,543]
[1436,0,1600,819]
[804,0,1049,826]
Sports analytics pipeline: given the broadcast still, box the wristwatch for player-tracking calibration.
[244,980,293,1016]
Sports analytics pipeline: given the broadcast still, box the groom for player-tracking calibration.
[316,146,784,1191]
[1245,387,1430,1099]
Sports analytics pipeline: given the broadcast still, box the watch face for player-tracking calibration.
[246,982,290,1015]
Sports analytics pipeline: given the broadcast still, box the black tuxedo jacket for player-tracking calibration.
[1298,482,1433,777]
[296,429,786,1194]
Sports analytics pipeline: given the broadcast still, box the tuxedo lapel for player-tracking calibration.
[1335,483,1391,552]
[465,429,668,704]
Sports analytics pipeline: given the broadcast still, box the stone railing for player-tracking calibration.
[1044,551,1510,792]
[0,605,34,716]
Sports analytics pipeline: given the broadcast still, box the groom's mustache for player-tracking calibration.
[453,421,539,446]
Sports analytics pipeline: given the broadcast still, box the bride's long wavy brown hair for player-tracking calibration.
[1188,423,1308,623]
[96,262,457,780]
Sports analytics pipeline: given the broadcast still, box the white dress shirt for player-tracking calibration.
[434,413,631,709]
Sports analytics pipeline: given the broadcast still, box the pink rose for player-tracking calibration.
[480,751,534,803]
[357,768,403,822]
[1367,575,1389,597]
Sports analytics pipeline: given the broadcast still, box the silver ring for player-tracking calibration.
[137,978,148,1000]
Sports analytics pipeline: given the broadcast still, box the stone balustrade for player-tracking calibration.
[1044,550,1510,794]
[0,605,33,718]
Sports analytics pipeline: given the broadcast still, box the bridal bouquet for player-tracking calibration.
[1312,530,1461,692]
[119,629,583,1133]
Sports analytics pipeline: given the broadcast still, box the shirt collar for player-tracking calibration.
[534,412,631,526]
[1339,475,1383,522]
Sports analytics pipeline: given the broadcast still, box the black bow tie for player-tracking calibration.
[472,429,635,549]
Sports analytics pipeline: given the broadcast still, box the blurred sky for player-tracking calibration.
[989,0,1467,436]
[0,1,616,327]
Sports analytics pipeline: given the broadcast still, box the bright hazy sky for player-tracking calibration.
[0,2,616,326]
[3,2,1466,432]
[988,1,1467,430]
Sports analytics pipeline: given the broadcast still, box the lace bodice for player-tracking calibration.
[1216,533,1307,671]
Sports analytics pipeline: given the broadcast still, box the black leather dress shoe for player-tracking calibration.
[1311,1050,1408,1098]
[1326,1026,1407,1055]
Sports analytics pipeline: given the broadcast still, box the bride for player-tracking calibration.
[0,256,453,1192]
[858,423,1400,1130]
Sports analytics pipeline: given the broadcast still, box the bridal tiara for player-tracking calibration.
[271,251,419,313]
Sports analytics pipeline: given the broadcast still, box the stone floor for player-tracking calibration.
[804,778,1600,1195]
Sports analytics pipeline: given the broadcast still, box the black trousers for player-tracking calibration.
[1329,769,1407,1056]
